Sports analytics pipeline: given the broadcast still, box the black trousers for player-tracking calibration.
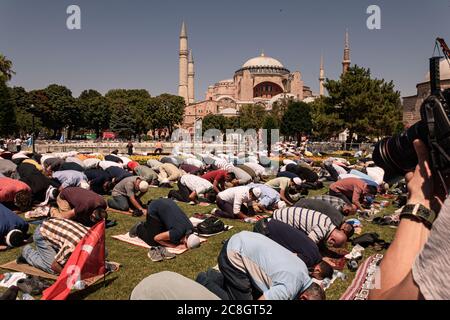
[218,241,262,300]
[168,181,191,203]
[136,215,165,247]
[253,218,270,236]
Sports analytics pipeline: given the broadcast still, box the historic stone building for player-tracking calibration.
[178,23,351,132]
[403,59,450,127]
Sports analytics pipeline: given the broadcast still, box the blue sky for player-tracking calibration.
[1,0,449,99]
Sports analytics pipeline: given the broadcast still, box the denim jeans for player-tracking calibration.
[22,227,57,274]
[108,195,130,211]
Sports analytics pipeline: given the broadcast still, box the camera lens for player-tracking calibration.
[372,122,425,183]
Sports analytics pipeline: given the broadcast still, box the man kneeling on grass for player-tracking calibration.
[107,176,149,216]
[17,218,90,274]
[253,219,334,281]
[168,174,216,204]
[129,198,201,262]
[50,187,107,227]
[196,231,325,300]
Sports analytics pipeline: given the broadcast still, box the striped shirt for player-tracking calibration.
[40,218,89,265]
[308,195,346,211]
[272,207,336,244]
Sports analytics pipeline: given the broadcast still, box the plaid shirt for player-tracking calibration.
[308,195,346,211]
[40,218,89,265]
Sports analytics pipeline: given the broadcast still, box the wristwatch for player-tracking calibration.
[400,204,436,229]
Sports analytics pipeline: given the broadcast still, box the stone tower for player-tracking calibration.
[319,55,325,96]
[342,30,351,75]
[178,22,189,105]
[188,49,195,104]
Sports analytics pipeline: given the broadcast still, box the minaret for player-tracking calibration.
[188,49,195,104]
[178,22,189,105]
[319,54,325,96]
[342,29,351,75]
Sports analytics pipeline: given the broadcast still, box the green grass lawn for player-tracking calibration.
[0,185,397,300]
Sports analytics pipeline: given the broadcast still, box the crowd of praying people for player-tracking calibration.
[0,139,449,301]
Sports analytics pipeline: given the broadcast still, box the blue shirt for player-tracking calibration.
[226,231,312,300]
[248,183,280,208]
[53,170,87,189]
[0,203,29,239]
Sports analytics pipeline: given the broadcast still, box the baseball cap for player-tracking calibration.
[251,187,262,199]
[186,234,201,249]
[139,181,149,193]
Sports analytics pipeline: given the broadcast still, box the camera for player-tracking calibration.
[373,57,450,184]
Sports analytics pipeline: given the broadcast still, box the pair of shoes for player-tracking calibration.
[105,220,117,229]
[105,261,119,273]
[158,247,176,260]
[147,246,176,262]
[17,276,51,295]
[148,247,163,262]
[132,209,143,217]
[129,222,143,238]
[0,286,19,300]
[210,208,218,216]
[16,255,28,265]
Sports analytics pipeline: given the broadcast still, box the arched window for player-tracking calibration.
[253,82,283,98]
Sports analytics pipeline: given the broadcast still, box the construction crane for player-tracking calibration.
[436,37,450,64]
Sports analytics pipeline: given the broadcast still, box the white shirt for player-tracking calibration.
[180,174,213,195]
[366,167,385,185]
[218,186,252,215]
[244,163,265,176]
[99,160,122,170]
[184,158,204,169]
[147,159,163,169]
[332,164,348,176]
[83,158,101,169]
[118,156,132,165]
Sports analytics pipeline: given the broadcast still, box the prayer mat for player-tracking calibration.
[111,233,207,254]
[0,261,120,285]
[107,208,133,216]
[340,254,384,300]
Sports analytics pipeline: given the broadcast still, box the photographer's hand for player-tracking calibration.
[406,140,446,213]
[370,139,432,300]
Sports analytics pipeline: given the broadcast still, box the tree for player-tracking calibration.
[0,80,16,137]
[0,53,15,82]
[29,84,78,139]
[310,96,343,140]
[281,101,312,146]
[324,65,402,143]
[110,103,136,139]
[239,104,266,130]
[106,89,153,140]
[9,86,42,136]
[78,90,110,138]
[153,94,185,136]
[201,114,229,134]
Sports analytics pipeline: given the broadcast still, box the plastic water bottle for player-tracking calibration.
[335,271,348,281]
[73,280,86,290]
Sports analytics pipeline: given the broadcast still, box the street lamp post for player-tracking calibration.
[30,104,36,154]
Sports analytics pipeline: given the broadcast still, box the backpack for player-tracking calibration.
[195,217,225,235]
[351,233,380,248]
